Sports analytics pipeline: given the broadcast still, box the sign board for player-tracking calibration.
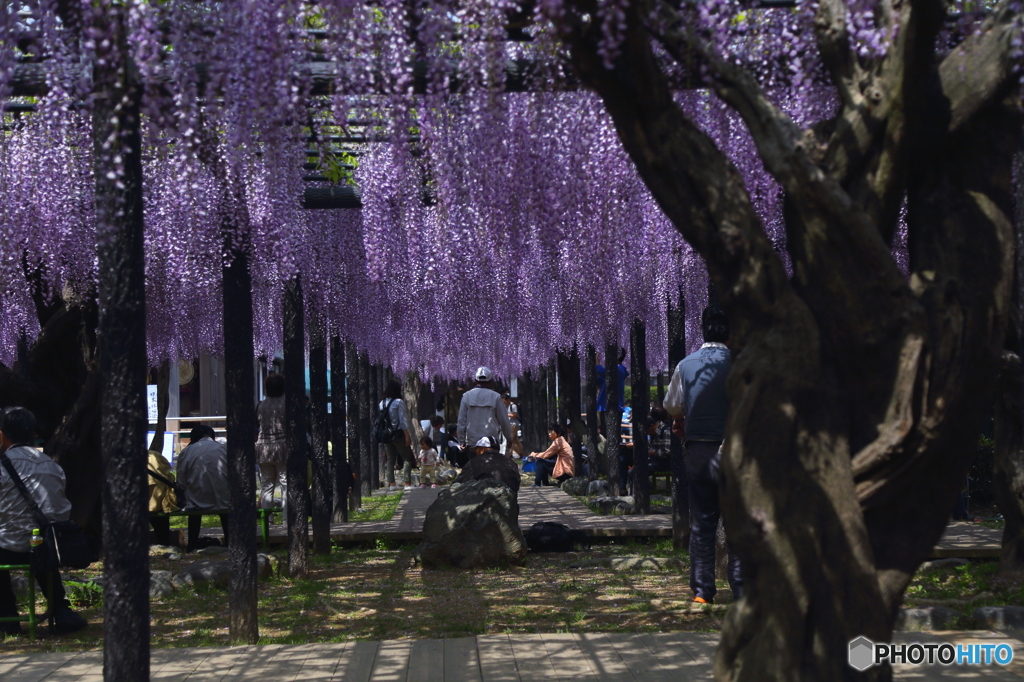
[145,431,176,466]
[147,385,159,422]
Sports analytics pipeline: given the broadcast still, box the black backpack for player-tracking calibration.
[524,521,591,552]
[372,399,402,444]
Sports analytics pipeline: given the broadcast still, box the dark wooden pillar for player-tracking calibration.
[330,336,349,522]
[547,358,558,425]
[558,347,585,475]
[309,315,331,555]
[631,320,650,514]
[369,363,380,489]
[283,276,309,578]
[668,286,690,550]
[346,343,363,509]
[92,6,149,678]
[536,364,549,451]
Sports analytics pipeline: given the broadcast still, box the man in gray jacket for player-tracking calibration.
[176,425,230,551]
[0,407,87,635]
[458,367,512,454]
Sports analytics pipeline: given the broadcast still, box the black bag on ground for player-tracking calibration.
[524,521,591,553]
[0,451,95,571]
[372,398,402,444]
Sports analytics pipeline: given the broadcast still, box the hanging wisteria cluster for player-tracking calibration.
[0,0,1009,379]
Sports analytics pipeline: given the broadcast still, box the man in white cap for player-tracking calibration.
[458,367,512,453]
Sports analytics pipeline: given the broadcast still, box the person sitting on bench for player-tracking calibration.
[0,407,87,635]
[176,425,230,552]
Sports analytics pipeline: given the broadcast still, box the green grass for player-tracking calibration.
[351,491,403,522]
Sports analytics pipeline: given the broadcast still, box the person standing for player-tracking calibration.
[256,373,288,517]
[665,305,741,604]
[596,349,629,414]
[502,393,523,458]
[417,436,440,488]
[457,367,512,451]
[0,407,88,635]
[379,380,415,491]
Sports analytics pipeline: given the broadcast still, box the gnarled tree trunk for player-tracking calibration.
[283,276,309,578]
[995,351,1024,573]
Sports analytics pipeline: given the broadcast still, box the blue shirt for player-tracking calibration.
[665,343,730,441]
[596,364,629,412]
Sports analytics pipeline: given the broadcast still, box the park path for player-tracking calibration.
[238,487,1000,557]
[4,631,1024,680]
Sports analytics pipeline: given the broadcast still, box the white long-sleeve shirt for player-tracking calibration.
[176,437,231,511]
[0,446,71,552]
[458,386,512,447]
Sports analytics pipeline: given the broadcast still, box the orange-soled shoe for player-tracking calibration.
[693,596,713,605]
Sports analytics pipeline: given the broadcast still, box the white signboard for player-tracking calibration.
[145,431,176,465]
[147,385,159,422]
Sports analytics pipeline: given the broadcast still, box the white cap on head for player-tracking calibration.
[475,366,493,382]
[475,436,496,449]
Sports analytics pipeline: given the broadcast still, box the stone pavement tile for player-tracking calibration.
[538,632,598,680]
[476,634,519,682]
[368,639,411,682]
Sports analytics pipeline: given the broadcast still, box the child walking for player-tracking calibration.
[418,436,441,488]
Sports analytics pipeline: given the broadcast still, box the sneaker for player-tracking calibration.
[404,485,413,490]
[52,607,88,635]
[693,596,713,605]
[431,484,437,489]
[388,486,398,492]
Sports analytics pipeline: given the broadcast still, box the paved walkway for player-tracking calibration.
[4,631,1024,680]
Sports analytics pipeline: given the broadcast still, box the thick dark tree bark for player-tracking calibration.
[330,335,349,522]
[558,347,586,474]
[402,371,424,443]
[345,342,362,510]
[222,241,259,643]
[148,360,170,453]
[604,340,621,495]
[535,364,549,452]
[283,276,309,579]
[630,320,650,514]
[519,371,535,452]
[309,314,332,555]
[547,358,558,426]
[584,344,599,481]
[994,351,1024,573]
[667,287,689,550]
[370,363,380,489]
[556,0,1021,678]
[357,352,373,500]
[91,6,149,679]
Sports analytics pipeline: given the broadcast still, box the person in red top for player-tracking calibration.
[527,423,575,486]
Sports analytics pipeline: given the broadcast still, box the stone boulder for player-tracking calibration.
[150,570,176,599]
[895,607,958,631]
[972,606,1024,629]
[455,452,521,494]
[560,477,589,497]
[569,557,685,571]
[197,546,229,557]
[257,553,279,580]
[593,496,635,515]
[435,468,458,484]
[173,559,231,589]
[417,479,526,569]
[587,480,610,497]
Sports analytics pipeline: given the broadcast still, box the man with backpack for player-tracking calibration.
[376,380,415,491]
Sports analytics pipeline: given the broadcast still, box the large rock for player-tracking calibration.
[593,496,634,515]
[587,480,610,497]
[173,559,231,589]
[455,453,521,494]
[569,557,685,571]
[895,607,958,631]
[257,553,279,580]
[560,477,589,497]
[972,606,1024,629]
[150,570,176,599]
[417,479,526,569]
[435,468,458,484]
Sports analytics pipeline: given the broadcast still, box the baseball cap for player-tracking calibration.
[475,436,498,449]
[475,366,492,381]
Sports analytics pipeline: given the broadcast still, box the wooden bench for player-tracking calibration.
[150,508,282,551]
[0,563,42,640]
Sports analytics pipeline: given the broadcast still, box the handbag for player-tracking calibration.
[0,451,94,572]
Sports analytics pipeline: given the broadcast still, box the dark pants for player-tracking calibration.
[0,547,69,617]
[150,516,172,546]
[534,458,556,486]
[618,449,634,495]
[188,514,229,552]
[686,440,742,602]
